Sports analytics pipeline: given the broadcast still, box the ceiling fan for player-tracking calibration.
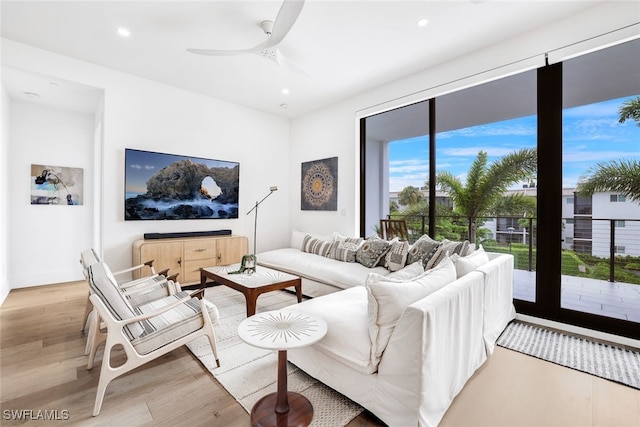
[187,0,306,73]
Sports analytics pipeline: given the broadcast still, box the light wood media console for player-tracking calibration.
[132,235,249,285]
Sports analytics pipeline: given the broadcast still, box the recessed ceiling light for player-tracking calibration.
[417,18,429,27]
[24,91,40,99]
[117,27,131,38]
[280,103,289,109]
[282,88,290,95]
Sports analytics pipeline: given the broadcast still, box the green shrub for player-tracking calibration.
[624,262,640,271]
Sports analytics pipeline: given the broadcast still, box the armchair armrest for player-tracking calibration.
[90,292,197,327]
[112,259,156,277]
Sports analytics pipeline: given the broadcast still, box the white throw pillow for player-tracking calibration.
[333,232,364,247]
[386,261,424,280]
[452,244,489,278]
[365,257,457,364]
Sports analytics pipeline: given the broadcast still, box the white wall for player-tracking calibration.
[2,39,291,286]
[591,193,640,257]
[0,83,10,303]
[289,1,639,239]
[289,105,359,237]
[9,102,94,287]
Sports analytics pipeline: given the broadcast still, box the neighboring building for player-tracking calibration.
[391,186,640,257]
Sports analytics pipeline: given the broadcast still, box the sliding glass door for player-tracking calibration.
[560,39,640,324]
[360,38,640,339]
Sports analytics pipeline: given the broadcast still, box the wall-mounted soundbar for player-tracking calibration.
[143,230,232,240]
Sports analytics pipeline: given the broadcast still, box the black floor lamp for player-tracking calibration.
[238,186,277,273]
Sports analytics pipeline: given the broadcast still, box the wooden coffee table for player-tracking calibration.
[200,265,302,316]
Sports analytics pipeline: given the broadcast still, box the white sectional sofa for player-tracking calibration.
[257,230,392,296]
[258,231,516,427]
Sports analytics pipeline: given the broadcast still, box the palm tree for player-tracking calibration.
[436,149,537,243]
[618,96,640,126]
[398,185,424,206]
[576,98,640,201]
[577,159,640,201]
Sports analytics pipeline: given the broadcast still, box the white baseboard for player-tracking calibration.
[516,313,640,350]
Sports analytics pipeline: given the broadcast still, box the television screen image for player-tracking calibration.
[125,149,239,220]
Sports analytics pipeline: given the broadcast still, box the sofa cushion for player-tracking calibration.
[329,241,360,262]
[302,234,334,257]
[291,229,334,249]
[452,244,489,278]
[257,248,390,290]
[282,287,377,374]
[384,240,409,272]
[425,239,470,269]
[406,234,441,266]
[386,261,424,280]
[365,257,457,364]
[333,232,364,246]
[356,235,393,268]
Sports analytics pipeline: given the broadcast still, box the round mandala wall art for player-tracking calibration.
[301,157,338,211]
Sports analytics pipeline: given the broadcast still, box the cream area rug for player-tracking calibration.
[186,285,363,427]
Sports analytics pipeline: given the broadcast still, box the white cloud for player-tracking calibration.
[438,146,524,157]
[438,123,536,139]
[563,150,640,163]
[130,164,156,170]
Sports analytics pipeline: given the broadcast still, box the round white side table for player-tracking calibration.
[238,310,328,427]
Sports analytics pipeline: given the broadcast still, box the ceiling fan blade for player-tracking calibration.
[276,49,313,79]
[186,40,267,56]
[265,0,305,48]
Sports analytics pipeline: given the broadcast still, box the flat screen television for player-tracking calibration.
[124,148,239,220]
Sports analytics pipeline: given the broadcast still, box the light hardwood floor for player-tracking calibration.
[1,281,639,427]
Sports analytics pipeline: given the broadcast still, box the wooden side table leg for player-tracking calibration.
[275,350,289,413]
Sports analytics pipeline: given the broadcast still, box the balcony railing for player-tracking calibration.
[387,213,640,285]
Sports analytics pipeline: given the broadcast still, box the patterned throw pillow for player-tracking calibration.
[407,234,441,266]
[301,234,333,257]
[329,241,360,262]
[333,232,365,247]
[425,239,470,269]
[384,240,410,272]
[356,235,393,268]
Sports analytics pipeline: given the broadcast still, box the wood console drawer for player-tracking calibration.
[184,240,216,261]
[183,259,215,283]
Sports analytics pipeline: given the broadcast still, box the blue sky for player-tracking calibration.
[389,95,640,192]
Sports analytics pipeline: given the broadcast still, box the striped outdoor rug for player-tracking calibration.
[497,321,640,390]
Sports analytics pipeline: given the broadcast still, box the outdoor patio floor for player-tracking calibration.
[513,269,640,322]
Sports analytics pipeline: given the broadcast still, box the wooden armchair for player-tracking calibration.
[380,219,410,241]
[86,262,220,416]
[80,249,183,356]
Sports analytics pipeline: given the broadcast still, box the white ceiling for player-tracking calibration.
[0,0,614,118]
